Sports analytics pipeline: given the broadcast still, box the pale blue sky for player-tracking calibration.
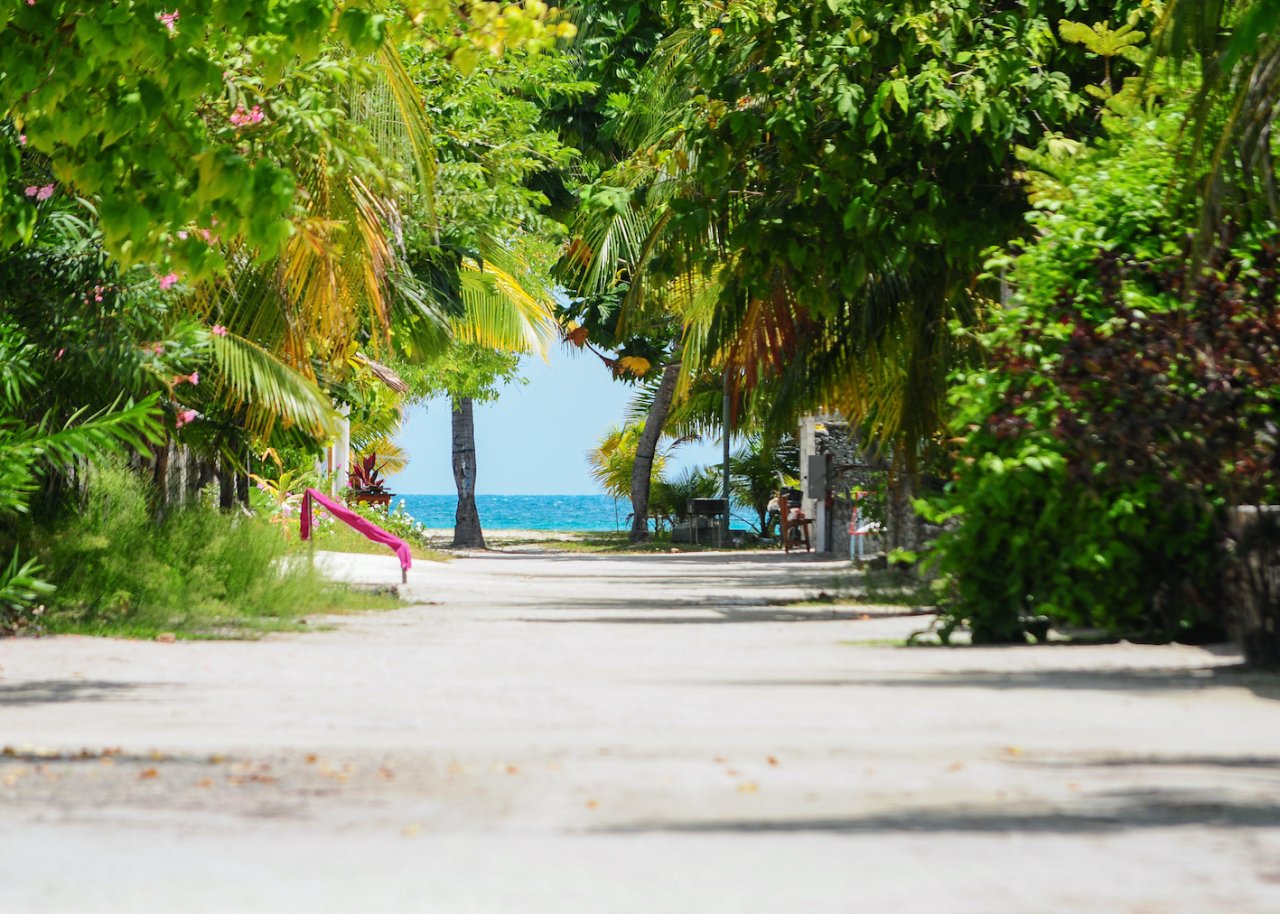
[391,343,724,495]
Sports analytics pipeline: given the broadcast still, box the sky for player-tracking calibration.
[391,343,724,496]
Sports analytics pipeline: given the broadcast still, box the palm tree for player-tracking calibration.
[1154,1,1280,248]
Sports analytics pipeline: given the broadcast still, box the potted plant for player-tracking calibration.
[347,453,393,508]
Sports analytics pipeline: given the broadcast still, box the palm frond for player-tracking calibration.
[209,333,341,440]
[455,256,557,356]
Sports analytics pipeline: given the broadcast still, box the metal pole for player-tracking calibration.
[722,370,731,544]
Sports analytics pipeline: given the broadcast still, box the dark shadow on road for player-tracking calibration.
[518,607,935,624]
[0,680,148,707]
[1026,754,1280,770]
[602,789,1280,835]
[711,663,1279,698]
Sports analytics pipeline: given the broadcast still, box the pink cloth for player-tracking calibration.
[300,488,412,574]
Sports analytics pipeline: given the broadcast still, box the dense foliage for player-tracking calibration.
[922,94,1280,647]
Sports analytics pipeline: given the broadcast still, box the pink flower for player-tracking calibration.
[17,134,26,145]
[35,184,53,201]
[211,324,228,337]
[158,10,179,33]
[55,348,65,360]
[177,230,188,240]
[24,186,38,197]
[229,105,264,127]
[158,272,180,290]
[187,371,199,386]
[175,408,198,429]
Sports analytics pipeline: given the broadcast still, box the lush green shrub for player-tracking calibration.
[35,465,374,637]
[924,99,1280,643]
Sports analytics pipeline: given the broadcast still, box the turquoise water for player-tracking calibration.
[397,493,754,532]
[398,494,629,532]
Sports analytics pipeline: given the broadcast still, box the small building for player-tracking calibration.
[797,414,881,557]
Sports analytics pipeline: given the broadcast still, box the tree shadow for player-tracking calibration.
[519,605,931,624]
[712,662,1280,700]
[0,679,148,707]
[602,788,1280,835]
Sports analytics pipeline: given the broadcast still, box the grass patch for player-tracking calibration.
[296,522,450,563]
[787,567,938,609]
[32,466,404,640]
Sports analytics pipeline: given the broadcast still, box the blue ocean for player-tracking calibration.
[396,494,755,532]
[397,493,630,532]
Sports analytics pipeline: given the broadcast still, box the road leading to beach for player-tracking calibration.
[2,550,1280,913]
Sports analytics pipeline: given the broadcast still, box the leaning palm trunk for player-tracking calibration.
[629,361,681,542]
[451,396,486,549]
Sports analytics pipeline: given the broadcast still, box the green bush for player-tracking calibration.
[924,96,1279,644]
[36,466,378,637]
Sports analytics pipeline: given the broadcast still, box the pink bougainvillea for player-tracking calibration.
[159,10,179,34]
[211,325,228,337]
[175,408,198,429]
[158,272,180,290]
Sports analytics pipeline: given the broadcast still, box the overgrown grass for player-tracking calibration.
[33,467,401,639]
[295,522,451,563]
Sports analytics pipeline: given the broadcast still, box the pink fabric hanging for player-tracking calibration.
[300,487,412,575]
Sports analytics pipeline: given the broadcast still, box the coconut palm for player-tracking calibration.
[1154,1,1280,247]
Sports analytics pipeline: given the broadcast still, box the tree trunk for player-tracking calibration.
[218,455,235,511]
[629,360,681,543]
[451,396,486,549]
[885,461,917,554]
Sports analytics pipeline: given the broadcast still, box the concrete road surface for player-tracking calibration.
[2,550,1279,913]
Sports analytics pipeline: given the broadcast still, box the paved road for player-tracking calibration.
[2,550,1280,913]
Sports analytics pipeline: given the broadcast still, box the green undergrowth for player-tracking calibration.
[295,522,451,563]
[29,467,402,639]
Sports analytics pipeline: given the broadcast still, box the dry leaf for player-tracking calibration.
[766,756,779,767]
[946,762,966,773]
[585,799,600,810]
[196,778,215,789]
[305,753,318,764]
[737,782,759,794]
[139,767,159,780]
[155,633,176,643]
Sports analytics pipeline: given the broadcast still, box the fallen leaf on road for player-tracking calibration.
[196,778,214,789]
[946,762,966,773]
[378,766,395,780]
[139,768,159,780]
[585,799,600,810]
[402,824,422,837]
[1004,746,1024,758]
[155,633,176,643]
[767,756,779,767]
[305,753,318,764]
[737,782,759,794]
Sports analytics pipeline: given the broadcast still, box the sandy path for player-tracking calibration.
[2,550,1279,913]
